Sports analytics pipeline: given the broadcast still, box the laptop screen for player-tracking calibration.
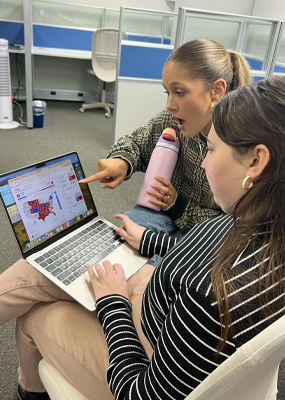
[0,152,97,255]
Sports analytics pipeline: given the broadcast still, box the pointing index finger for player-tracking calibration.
[80,171,112,184]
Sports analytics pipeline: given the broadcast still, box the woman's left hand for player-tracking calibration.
[88,260,128,301]
[147,176,177,210]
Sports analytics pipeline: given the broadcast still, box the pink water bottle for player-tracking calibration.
[137,127,180,211]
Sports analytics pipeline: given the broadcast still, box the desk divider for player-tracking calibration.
[0,21,24,46]
[119,43,172,79]
[33,25,93,51]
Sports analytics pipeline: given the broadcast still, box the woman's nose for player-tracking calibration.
[166,95,177,112]
[201,154,207,170]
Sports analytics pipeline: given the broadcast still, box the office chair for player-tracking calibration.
[38,314,285,400]
[79,28,127,118]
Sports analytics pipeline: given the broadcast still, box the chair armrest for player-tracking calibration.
[38,359,89,400]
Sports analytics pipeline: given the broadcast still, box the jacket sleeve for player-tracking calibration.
[105,109,179,179]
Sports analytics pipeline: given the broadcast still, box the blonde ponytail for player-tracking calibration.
[227,49,252,91]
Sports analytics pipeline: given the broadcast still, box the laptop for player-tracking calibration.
[0,152,149,311]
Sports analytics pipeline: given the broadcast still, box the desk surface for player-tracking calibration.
[32,46,91,59]
[8,45,25,54]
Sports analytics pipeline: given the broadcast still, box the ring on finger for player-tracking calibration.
[165,195,170,203]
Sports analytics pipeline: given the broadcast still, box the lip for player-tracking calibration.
[173,116,185,130]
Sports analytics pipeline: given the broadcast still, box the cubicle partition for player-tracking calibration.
[31,2,175,55]
[174,8,283,81]
[0,0,24,46]
[31,1,112,58]
[0,0,178,128]
[113,7,177,143]
[271,23,285,75]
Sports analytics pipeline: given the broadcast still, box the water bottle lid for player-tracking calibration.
[157,127,180,152]
[162,127,176,141]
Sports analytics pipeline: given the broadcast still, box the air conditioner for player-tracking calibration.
[0,38,19,129]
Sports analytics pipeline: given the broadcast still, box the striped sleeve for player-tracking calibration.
[96,288,235,400]
[96,295,149,399]
[139,229,178,258]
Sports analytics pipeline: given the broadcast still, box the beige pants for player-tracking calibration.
[0,259,155,399]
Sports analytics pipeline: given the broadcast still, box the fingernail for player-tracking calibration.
[102,185,108,188]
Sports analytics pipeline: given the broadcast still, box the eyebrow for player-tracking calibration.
[162,82,183,88]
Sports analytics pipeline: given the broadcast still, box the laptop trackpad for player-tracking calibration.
[99,250,145,280]
[69,251,145,311]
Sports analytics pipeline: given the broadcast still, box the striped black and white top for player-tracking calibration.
[96,214,285,400]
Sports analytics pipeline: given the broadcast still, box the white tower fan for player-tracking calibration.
[0,38,19,129]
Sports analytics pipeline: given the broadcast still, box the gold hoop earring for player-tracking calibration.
[242,176,253,190]
[209,102,215,112]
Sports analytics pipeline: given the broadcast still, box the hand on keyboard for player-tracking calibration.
[114,214,146,250]
[87,260,128,301]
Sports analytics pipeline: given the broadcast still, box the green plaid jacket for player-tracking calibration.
[107,109,222,234]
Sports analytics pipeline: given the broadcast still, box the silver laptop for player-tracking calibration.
[0,152,148,311]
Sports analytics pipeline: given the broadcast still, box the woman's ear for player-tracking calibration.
[246,144,270,180]
[212,79,227,101]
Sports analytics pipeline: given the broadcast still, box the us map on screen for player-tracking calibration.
[9,160,88,242]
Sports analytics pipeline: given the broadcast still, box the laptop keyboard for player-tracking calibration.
[34,220,125,286]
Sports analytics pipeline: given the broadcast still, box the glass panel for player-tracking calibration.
[274,29,285,73]
[0,0,23,22]
[164,15,177,45]
[242,23,272,71]
[32,1,103,30]
[105,8,120,29]
[122,10,166,43]
[184,15,240,50]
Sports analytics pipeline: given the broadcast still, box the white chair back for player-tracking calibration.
[184,314,285,400]
[39,358,89,400]
[91,28,127,83]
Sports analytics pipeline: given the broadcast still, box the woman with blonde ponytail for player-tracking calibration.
[82,39,252,265]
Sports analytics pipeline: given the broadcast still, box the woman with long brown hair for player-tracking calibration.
[86,75,285,398]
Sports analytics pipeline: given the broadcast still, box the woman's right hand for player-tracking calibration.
[80,158,129,189]
[115,214,146,250]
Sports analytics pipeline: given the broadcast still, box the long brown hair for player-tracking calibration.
[211,75,285,352]
[166,39,252,91]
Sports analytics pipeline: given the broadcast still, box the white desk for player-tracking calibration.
[32,47,91,59]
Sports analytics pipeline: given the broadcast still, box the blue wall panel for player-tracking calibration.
[274,65,285,73]
[119,45,173,79]
[0,21,24,45]
[33,25,93,50]
[245,57,263,71]
[128,35,170,45]
[246,57,285,74]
